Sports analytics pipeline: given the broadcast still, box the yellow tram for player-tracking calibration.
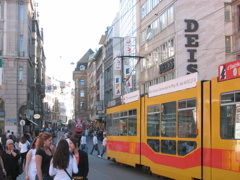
[106,60,240,180]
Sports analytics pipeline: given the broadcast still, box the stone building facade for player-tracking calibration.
[73,49,93,120]
[0,0,45,135]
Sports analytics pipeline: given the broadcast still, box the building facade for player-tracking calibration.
[43,77,73,128]
[0,0,45,135]
[73,49,93,120]
[137,0,235,94]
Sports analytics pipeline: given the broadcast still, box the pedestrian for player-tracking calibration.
[80,133,88,154]
[11,131,17,142]
[1,133,7,151]
[0,153,6,178]
[89,133,100,156]
[99,134,107,158]
[35,132,54,180]
[49,139,78,180]
[25,137,38,180]
[2,139,20,180]
[69,137,89,180]
[18,136,30,167]
[6,130,11,138]
[64,133,70,143]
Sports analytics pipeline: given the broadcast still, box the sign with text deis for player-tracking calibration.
[218,60,240,81]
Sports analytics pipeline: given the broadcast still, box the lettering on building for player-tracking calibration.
[185,19,199,74]
[159,58,174,74]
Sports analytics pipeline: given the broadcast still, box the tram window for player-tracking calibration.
[147,139,160,152]
[221,92,240,139]
[113,113,119,118]
[178,141,197,156]
[161,102,176,137]
[148,105,160,112]
[221,93,234,104]
[147,113,160,136]
[128,116,137,136]
[178,99,197,138]
[121,111,127,117]
[178,101,186,109]
[129,109,137,116]
[120,117,127,136]
[220,104,240,139]
[106,114,113,136]
[236,92,240,102]
[147,105,160,137]
[187,99,196,107]
[113,119,120,136]
[161,139,176,155]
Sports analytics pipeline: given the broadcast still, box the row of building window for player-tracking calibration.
[140,5,174,45]
[141,0,162,20]
[141,39,174,72]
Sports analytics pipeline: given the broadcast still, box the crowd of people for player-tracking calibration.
[0,128,107,180]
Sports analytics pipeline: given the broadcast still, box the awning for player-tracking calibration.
[27,119,38,126]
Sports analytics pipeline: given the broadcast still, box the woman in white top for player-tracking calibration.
[18,136,30,167]
[49,139,78,180]
[25,137,38,180]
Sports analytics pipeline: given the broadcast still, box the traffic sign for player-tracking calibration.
[20,120,25,126]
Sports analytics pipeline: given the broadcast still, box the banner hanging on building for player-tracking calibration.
[0,59,2,88]
[124,37,133,56]
[113,51,121,70]
[114,75,121,95]
[124,65,132,88]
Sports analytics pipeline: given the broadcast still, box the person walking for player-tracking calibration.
[25,137,38,180]
[99,134,107,158]
[2,139,20,180]
[18,136,30,167]
[89,133,100,156]
[69,137,89,180]
[1,133,7,151]
[49,139,78,180]
[0,151,6,178]
[35,132,54,180]
[11,132,17,142]
[80,134,88,154]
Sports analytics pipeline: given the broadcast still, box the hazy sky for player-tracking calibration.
[38,0,119,83]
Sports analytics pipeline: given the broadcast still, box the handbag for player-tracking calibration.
[63,169,74,180]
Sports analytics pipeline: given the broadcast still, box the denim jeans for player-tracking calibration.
[90,144,100,155]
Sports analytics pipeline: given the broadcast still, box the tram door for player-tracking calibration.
[210,77,240,180]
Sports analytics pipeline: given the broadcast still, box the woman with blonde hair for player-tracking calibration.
[35,132,54,180]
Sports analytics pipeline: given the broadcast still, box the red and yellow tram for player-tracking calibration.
[106,61,240,180]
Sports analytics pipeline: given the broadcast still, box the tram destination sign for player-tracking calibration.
[218,59,240,81]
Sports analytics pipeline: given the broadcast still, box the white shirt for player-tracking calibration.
[49,155,78,180]
[102,137,107,146]
[81,136,86,145]
[28,149,37,180]
[19,141,30,153]
[93,136,98,145]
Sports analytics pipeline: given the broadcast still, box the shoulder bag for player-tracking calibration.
[64,169,74,180]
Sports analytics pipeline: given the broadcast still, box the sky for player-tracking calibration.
[37,0,119,83]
